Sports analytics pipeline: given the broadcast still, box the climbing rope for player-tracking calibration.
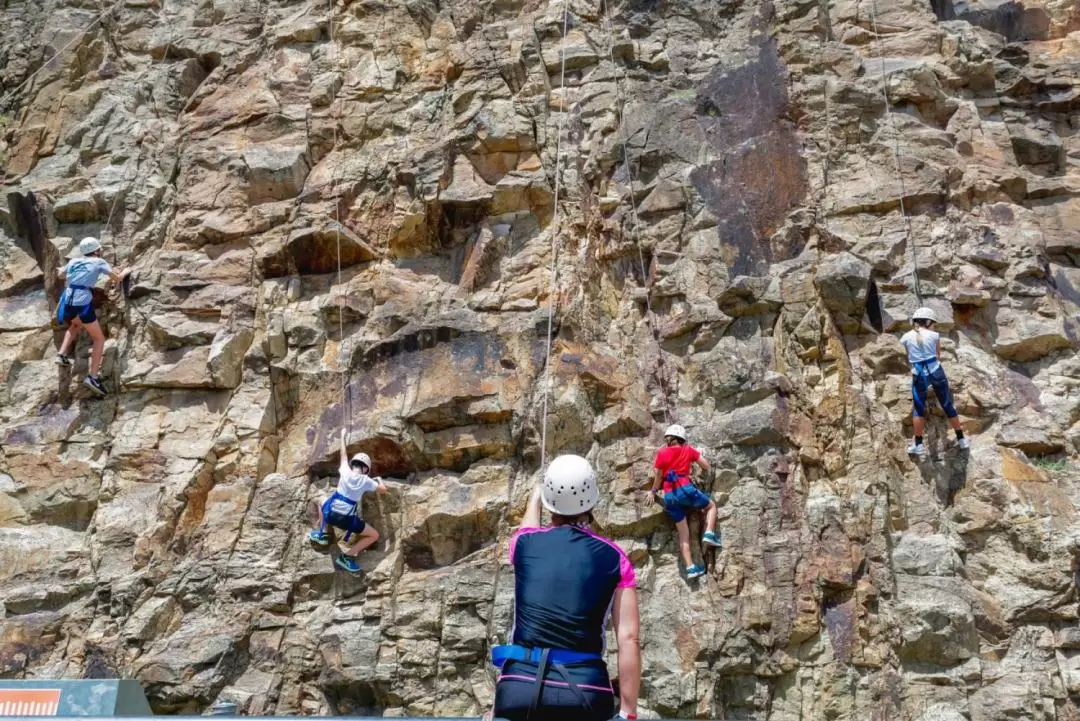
[0,0,126,106]
[866,0,924,304]
[327,0,351,429]
[538,0,573,471]
[599,0,674,424]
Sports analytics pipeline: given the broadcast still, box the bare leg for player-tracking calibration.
[59,317,82,355]
[948,416,963,432]
[675,519,693,569]
[85,320,105,376]
[345,525,379,555]
[704,500,717,536]
[912,415,926,438]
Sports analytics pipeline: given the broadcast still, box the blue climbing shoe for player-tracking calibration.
[335,554,362,574]
[307,530,330,547]
[702,531,722,548]
[686,564,706,580]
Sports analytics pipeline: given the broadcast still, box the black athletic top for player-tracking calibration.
[509,524,636,655]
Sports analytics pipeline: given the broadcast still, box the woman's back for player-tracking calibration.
[510,525,634,654]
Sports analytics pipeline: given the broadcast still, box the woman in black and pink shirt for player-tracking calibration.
[490,454,641,721]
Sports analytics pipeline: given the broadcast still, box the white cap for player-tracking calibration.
[350,452,371,470]
[664,424,687,441]
[79,237,102,255]
[911,307,938,323]
[540,454,599,517]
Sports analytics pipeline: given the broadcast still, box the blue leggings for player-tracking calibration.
[912,368,957,418]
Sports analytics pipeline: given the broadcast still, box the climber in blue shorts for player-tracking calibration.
[650,424,720,581]
[899,307,970,456]
[308,433,389,573]
[54,237,130,396]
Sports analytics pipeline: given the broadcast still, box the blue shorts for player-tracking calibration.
[325,510,366,534]
[57,298,96,324]
[662,483,712,523]
[912,368,957,418]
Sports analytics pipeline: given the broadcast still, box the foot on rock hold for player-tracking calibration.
[957,437,971,450]
[907,442,927,457]
[686,564,706,580]
[335,554,362,574]
[55,353,72,366]
[83,375,107,396]
[702,531,721,548]
[308,530,330,547]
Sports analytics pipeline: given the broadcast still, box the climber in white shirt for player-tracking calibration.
[308,433,389,573]
[898,307,970,456]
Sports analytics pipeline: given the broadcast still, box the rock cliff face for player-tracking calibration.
[2,0,1080,718]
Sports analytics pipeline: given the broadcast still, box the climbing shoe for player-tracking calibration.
[685,564,706,580]
[83,375,107,396]
[702,531,722,548]
[907,442,927,457]
[335,554,362,574]
[308,530,330,547]
[957,437,971,450]
[55,353,73,366]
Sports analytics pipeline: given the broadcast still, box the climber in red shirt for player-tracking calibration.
[650,424,720,580]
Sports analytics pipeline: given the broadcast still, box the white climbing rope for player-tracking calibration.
[327,0,350,427]
[599,0,674,424]
[867,0,924,304]
[0,0,126,105]
[538,0,573,471]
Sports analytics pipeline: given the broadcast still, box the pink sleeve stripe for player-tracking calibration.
[580,528,637,588]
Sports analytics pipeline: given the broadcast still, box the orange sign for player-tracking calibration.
[0,689,61,716]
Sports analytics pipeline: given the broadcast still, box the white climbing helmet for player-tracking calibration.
[79,237,102,255]
[541,454,599,517]
[350,452,371,470]
[911,307,938,324]
[664,424,687,442]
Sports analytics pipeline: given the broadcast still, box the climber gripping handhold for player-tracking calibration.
[650,424,721,581]
[54,237,131,397]
[308,435,389,574]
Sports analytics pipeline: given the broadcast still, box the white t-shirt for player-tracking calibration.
[899,328,941,375]
[63,256,112,305]
[331,461,378,514]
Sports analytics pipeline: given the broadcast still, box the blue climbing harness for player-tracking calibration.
[911,357,939,377]
[490,645,602,668]
[319,491,361,541]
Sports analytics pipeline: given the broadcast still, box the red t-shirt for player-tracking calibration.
[654,445,700,489]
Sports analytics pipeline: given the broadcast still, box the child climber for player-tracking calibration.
[54,237,130,396]
[308,434,389,573]
[650,424,721,580]
[899,307,970,456]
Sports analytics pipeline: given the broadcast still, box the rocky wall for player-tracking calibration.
[2,0,1080,718]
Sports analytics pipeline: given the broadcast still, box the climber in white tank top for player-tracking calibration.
[898,307,970,457]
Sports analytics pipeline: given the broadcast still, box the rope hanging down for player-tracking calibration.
[538,0,573,471]
[867,0,924,304]
[0,0,125,106]
[599,0,673,424]
[328,0,351,430]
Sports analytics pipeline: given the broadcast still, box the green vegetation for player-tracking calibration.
[1031,456,1070,472]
